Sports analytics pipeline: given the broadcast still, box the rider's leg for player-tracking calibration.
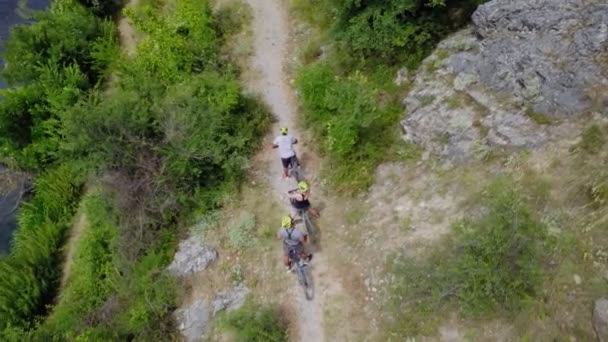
[308,207,320,218]
[280,158,290,179]
[282,246,291,269]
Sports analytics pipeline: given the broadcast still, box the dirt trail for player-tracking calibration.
[59,212,87,290]
[117,0,139,56]
[243,0,326,340]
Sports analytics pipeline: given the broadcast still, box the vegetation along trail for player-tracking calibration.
[243,0,338,340]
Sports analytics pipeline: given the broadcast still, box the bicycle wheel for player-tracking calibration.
[302,266,314,300]
[297,265,314,300]
[303,213,316,241]
[292,166,304,182]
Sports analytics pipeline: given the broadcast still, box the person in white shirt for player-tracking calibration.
[272,126,298,179]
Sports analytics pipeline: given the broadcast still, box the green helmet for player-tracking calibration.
[280,127,288,135]
[298,181,309,192]
[281,216,293,228]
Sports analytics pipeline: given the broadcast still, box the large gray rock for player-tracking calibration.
[167,236,218,277]
[472,0,608,115]
[174,299,212,342]
[212,284,249,315]
[174,285,249,341]
[595,298,608,342]
[401,0,608,161]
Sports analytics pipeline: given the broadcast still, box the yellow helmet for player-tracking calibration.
[281,216,293,228]
[297,181,309,192]
[280,127,288,135]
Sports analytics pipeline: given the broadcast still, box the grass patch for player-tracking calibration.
[576,124,605,155]
[525,108,553,125]
[218,298,288,342]
[384,179,549,337]
[419,95,436,107]
[227,211,257,248]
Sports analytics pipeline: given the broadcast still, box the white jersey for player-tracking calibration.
[273,135,297,159]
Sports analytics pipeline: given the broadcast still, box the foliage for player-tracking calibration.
[0,0,268,338]
[219,299,288,342]
[329,0,485,66]
[37,192,118,338]
[296,63,400,191]
[0,0,117,170]
[0,162,84,332]
[293,0,486,191]
[23,191,178,341]
[385,179,548,336]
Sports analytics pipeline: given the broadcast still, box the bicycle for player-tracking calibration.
[288,247,314,300]
[287,155,304,182]
[288,189,317,242]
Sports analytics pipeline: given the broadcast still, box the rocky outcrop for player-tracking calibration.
[167,236,218,277]
[174,285,249,341]
[174,299,212,342]
[211,284,249,315]
[401,0,608,161]
[595,298,608,342]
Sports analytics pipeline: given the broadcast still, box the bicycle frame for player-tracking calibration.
[289,249,314,300]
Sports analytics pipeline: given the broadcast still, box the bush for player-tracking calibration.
[385,179,548,336]
[0,0,116,170]
[39,192,118,338]
[219,300,288,342]
[0,162,84,332]
[296,63,400,191]
[450,180,546,315]
[1,0,268,337]
[330,0,485,66]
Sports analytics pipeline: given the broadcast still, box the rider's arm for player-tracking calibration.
[289,192,303,200]
[292,137,298,144]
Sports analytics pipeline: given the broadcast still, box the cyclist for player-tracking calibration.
[276,215,310,272]
[289,181,320,218]
[272,127,298,179]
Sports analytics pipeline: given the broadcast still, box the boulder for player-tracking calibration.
[594,298,608,342]
[471,0,608,115]
[167,236,218,277]
[212,284,249,315]
[401,0,608,161]
[174,299,212,342]
[174,285,249,341]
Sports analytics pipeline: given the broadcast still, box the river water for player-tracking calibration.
[0,0,47,253]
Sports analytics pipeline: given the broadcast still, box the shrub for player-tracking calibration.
[0,0,116,170]
[329,0,485,66]
[219,299,288,342]
[0,162,84,331]
[385,179,548,336]
[450,180,546,315]
[40,192,118,338]
[296,63,400,191]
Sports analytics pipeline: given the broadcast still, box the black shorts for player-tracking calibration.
[290,199,310,210]
[281,155,297,168]
[283,243,303,257]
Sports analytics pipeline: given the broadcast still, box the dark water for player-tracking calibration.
[0,0,48,88]
[0,0,46,253]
